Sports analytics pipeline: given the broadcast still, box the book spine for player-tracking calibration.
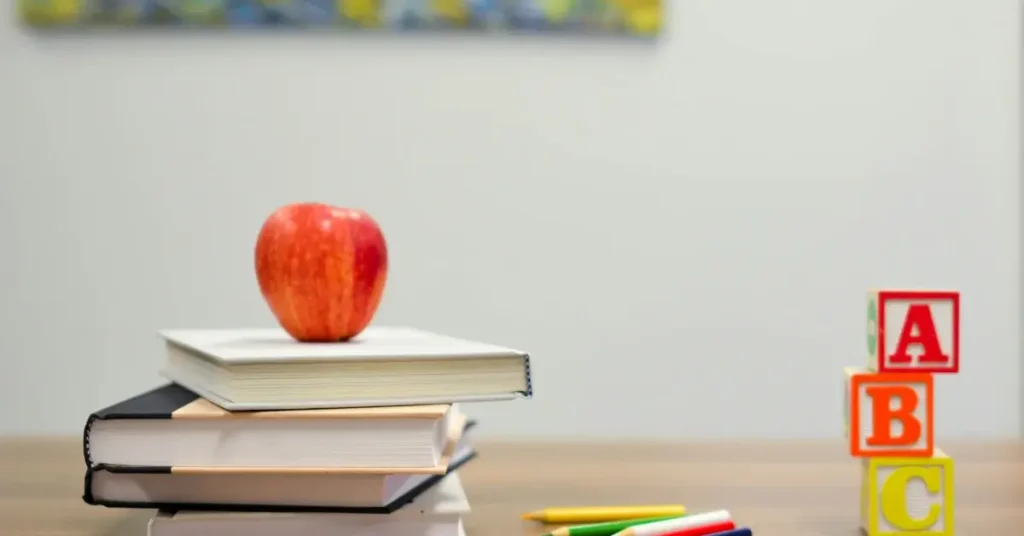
[81,465,96,505]
[82,465,171,507]
[523,355,533,397]
[82,413,98,467]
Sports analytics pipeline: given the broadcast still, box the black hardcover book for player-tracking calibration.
[82,447,477,514]
[81,384,478,513]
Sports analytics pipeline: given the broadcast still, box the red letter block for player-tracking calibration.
[867,290,959,374]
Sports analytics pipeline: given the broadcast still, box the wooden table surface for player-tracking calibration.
[2,438,1022,536]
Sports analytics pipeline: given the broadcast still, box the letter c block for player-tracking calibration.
[860,449,954,536]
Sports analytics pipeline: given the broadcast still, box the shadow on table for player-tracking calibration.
[94,511,151,536]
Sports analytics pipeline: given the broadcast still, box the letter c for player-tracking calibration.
[880,466,942,530]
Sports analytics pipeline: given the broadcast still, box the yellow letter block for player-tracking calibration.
[860,448,954,536]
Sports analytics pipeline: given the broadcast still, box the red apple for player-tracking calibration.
[254,202,388,342]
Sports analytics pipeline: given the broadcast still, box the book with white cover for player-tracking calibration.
[160,326,532,411]
[147,474,470,536]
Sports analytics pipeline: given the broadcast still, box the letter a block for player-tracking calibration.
[860,449,954,536]
[850,373,934,458]
[867,290,959,374]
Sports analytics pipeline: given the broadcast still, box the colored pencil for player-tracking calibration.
[544,516,684,536]
[611,510,731,536]
[523,505,687,525]
[660,520,736,536]
[697,529,750,536]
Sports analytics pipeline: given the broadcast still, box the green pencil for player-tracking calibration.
[544,515,685,536]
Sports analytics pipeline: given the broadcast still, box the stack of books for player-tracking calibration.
[81,326,532,536]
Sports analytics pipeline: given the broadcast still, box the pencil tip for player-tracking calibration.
[522,512,539,521]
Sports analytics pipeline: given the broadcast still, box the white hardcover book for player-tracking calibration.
[147,474,470,536]
[160,326,532,411]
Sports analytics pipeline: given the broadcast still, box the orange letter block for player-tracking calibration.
[866,290,959,374]
[849,373,934,458]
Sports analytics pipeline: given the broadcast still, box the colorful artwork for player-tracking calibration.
[19,0,663,37]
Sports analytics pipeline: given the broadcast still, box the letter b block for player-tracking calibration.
[850,373,934,458]
[860,449,954,536]
[867,289,960,374]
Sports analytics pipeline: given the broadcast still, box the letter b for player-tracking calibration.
[850,373,934,458]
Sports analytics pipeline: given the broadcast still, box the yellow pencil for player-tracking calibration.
[522,505,686,524]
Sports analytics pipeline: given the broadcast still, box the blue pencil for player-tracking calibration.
[706,529,752,536]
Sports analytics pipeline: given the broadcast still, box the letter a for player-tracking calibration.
[888,304,949,365]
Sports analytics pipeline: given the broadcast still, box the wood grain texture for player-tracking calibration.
[2,439,1022,536]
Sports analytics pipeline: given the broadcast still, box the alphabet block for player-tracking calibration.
[843,366,872,438]
[849,372,934,458]
[860,448,954,536]
[867,289,959,374]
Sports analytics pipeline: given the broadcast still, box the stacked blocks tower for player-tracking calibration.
[844,290,960,536]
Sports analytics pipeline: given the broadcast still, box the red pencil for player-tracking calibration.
[658,520,736,536]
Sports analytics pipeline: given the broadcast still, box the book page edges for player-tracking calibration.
[170,398,449,420]
[168,414,466,475]
[156,474,467,523]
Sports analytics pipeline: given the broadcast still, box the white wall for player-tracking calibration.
[0,0,1019,439]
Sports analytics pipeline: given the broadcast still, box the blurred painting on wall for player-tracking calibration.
[19,1,662,37]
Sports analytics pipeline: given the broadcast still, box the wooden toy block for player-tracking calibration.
[843,366,872,438]
[860,448,954,536]
[867,289,959,374]
[849,372,933,458]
